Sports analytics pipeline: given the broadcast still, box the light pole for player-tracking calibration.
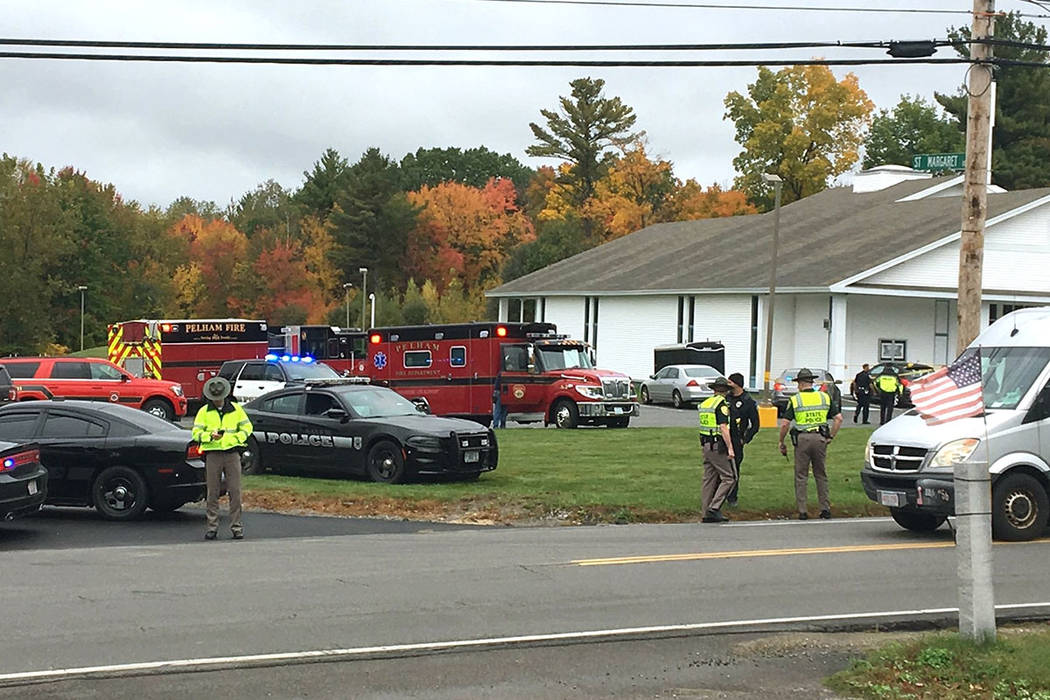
[760,174,783,404]
[359,267,368,328]
[76,285,88,352]
[369,293,376,328]
[342,282,353,327]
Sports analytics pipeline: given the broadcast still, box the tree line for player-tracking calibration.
[1,11,1046,356]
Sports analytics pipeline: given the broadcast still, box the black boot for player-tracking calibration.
[702,509,729,523]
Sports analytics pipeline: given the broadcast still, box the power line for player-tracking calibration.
[0,50,976,67]
[0,37,951,52]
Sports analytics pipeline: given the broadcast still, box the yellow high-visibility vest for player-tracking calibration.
[191,402,253,452]
[698,395,726,437]
[877,374,900,394]
[790,390,830,432]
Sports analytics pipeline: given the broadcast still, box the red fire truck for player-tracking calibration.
[108,319,269,400]
[270,325,368,375]
[365,322,638,428]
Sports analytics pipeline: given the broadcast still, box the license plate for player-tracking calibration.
[877,490,902,507]
[464,451,479,463]
[613,407,623,415]
[28,480,38,495]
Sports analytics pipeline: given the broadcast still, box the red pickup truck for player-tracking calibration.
[0,357,187,420]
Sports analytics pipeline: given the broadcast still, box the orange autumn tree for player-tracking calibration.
[251,240,328,325]
[584,143,677,240]
[407,178,535,290]
[671,181,757,220]
[170,215,249,316]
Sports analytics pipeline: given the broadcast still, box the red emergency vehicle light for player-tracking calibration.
[161,323,172,333]
[370,333,382,344]
[496,326,508,337]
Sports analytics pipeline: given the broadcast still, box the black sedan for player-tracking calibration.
[0,441,47,521]
[0,401,205,520]
[243,384,498,483]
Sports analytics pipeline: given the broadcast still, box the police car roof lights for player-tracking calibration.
[265,353,315,364]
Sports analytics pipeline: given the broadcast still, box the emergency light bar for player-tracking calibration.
[264,353,315,364]
[296,377,371,387]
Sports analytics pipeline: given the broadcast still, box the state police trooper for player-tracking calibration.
[777,368,842,520]
[192,377,253,540]
[697,376,736,523]
[875,366,901,425]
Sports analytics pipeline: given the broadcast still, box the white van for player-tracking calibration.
[861,307,1050,541]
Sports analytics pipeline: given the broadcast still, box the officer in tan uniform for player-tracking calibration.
[777,368,842,520]
[698,376,736,523]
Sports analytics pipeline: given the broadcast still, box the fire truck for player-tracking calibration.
[365,322,639,428]
[108,319,269,400]
[270,325,369,375]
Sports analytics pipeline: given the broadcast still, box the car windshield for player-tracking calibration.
[284,362,340,381]
[537,346,593,370]
[684,367,719,378]
[340,388,419,418]
[976,347,1050,410]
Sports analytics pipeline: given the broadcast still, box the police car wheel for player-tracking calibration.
[242,437,263,475]
[143,399,174,422]
[92,466,150,520]
[367,440,408,484]
[992,472,1049,541]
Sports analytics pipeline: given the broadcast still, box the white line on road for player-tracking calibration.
[3,602,1050,686]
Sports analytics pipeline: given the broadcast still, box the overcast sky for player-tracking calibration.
[2,0,1013,209]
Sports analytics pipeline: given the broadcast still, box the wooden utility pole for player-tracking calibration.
[957,0,996,353]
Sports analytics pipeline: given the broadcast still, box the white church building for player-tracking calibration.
[487,166,1050,385]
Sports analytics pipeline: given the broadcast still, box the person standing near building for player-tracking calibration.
[875,366,901,425]
[698,377,736,523]
[777,368,842,520]
[192,377,252,540]
[851,364,872,424]
[725,372,759,507]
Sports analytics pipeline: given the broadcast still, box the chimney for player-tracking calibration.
[852,165,932,194]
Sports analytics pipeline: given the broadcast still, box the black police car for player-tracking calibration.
[0,401,206,520]
[0,441,47,521]
[243,384,498,483]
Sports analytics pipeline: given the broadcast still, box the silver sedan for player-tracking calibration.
[639,364,722,408]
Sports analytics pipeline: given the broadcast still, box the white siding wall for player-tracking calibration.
[793,295,831,371]
[756,294,798,383]
[863,206,1050,294]
[543,297,585,341]
[844,295,955,373]
[693,295,753,381]
[597,296,679,378]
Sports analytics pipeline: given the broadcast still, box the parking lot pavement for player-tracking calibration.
[0,506,483,552]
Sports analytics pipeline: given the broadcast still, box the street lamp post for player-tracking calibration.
[359,267,368,328]
[760,174,783,404]
[76,285,88,352]
[369,293,376,328]
[342,282,353,327]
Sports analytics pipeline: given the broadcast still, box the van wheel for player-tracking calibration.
[367,440,408,483]
[889,508,946,533]
[640,386,651,404]
[992,472,1049,541]
[552,400,579,429]
[93,466,150,520]
[242,437,263,475]
[671,391,684,409]
[142,398,174,421]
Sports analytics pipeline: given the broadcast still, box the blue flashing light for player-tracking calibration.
[2,458,13,469]
[302,356,315,364]
[291,356,301,363]
[265,353,278,361]
[281,355,291,362]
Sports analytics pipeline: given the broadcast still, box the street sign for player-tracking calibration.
[912,153,965,171]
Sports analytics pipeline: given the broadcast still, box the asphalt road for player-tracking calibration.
[2,514,1048,697]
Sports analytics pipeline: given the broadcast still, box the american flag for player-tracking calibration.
[910,350,984,425]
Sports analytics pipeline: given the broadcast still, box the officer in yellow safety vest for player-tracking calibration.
[697,376,736,523]
[876,366,901,425]
[192,377,253,540]
[777,368,842,520]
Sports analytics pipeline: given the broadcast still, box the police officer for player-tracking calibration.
[698,376,736,523]
[851,363,872,424]
[777,368,842,520]
[192,377,253,540]
[875,366,901,425]
[725,372,759,507]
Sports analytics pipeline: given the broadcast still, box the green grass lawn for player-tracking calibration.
[244,426,885,522]
[827,627,1050,699]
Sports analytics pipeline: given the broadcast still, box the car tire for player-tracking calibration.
[551,399,579,429]
[367,440,408,484]
[242,437,263,475]
[992,472,1049,541]
[142,398,174,422]
[671,391,684,409]
[889,508,946,533]
[92,466,150,520]
[640,386,651,404]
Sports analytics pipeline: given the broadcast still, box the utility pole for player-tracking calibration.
[956,0,997,646]
[760,174,783,403]
[957,0,996,353]
[77,285,88,352]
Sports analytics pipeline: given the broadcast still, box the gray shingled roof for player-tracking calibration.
[489,178,1050,296]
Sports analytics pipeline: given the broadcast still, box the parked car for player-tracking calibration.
[218,355,344,404]
[0,441,47,521]
[867,362,937,407]
[640,364,722,408]
[0,357,187,421]
[0,366,16,404]
[0,401,205,520]
[243,383,497,483]
[773,367,829,414]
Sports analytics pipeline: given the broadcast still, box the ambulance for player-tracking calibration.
[365,321,639,428]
